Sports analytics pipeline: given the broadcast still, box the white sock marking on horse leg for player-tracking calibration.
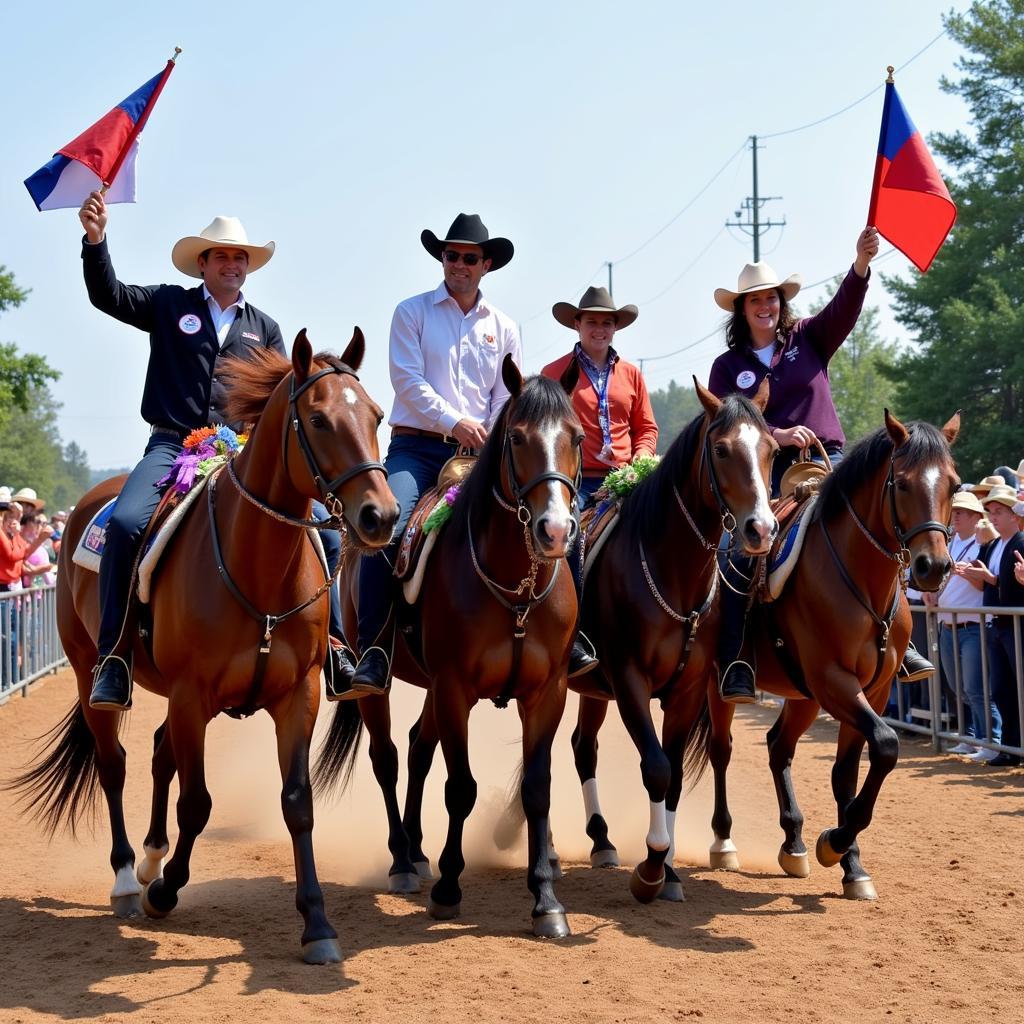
[582,778,603,822]
[710,834,738,855]
[137,843,169,884]
[646,800,670,851]
[111,864,144,898]
[666,810,677,867]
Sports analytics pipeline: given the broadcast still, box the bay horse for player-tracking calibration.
[12,330,398,964]
[566,380,778,903]
[317,356,584,937]
[694,410,960,899]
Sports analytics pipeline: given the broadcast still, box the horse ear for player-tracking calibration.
[292,329,313,384]
[502,354,523,398]
[693,376,721,418]
[559,356,580,395]
[884,408,909,447]
[751,374,770,412]
[340,326,365,372]
[941,410,961,445]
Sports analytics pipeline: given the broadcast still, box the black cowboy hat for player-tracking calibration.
[420,213,514,271]
[552,286,638,330]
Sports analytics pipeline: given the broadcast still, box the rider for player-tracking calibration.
[78,192,348,709]
[542,286,658,677]
[708,226,933,703]
[333,213,524,699]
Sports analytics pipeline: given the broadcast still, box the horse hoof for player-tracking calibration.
[302,938,343,964]
[629,866,665,904]
[590,848,620,869]
[842,877,878,901]
[549,858,563,881]
[388,872,421,895]
[657,881,686,902]
[778,849,811,878]
[110,893,143,919]
[427,898,461,921]
[815,830,844,868]
[414,860,433,880]
[532,911,570,938]
[709,850,741,871]
[142,881,174,919]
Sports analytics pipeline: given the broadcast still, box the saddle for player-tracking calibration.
[581,498,621,580]
[761,481,822,603]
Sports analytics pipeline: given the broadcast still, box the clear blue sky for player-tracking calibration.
[2,0,970,469]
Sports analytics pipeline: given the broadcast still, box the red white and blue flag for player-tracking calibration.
[24,57,177,212]
[867,78,956,272]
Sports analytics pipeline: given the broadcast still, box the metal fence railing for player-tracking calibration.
[890,604,1024,759]
[0,585,68,701]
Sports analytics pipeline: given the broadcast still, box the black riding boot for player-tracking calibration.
[345,618,394,699]
[897,641,934,683]
[324,640,358,702]
[717,550,757,704]
[567,528,599,678]
[90,652,134,711]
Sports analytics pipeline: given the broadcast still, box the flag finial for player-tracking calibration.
[886,65,895,84]
[171,47,182,63]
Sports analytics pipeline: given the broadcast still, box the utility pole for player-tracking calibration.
[725,135,786,262]
[607,261,613,297]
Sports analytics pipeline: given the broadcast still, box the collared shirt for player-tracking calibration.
[203,284,245,348]
[937,533,982,624]
[388,282,522,434]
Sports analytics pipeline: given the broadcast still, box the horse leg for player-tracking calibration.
[571,695,619,868]
[520,684,571,938]
[830,725,877,900]
[141,697,212,920]
[766,698,820,879]
[137,719,175,885]
[358,691,419,893]
[659,711,689,902]
[615,667,671,903]
[270,681,341,964]
[707,689,741,872]
[427,685,475,920]
[402,695,440,882]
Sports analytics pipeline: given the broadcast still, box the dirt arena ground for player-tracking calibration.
[0,670,1021,1024]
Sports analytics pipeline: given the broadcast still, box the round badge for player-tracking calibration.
[178,313,202,335]
[736,370,757,389]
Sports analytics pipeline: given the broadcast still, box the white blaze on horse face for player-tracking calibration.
[536,421,574,550]
[342,386,358,406]
[647,800,670,852]
[922,465,941,508]
[737,422,774,531]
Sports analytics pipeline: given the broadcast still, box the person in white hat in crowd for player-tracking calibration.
[960,484,1024,766]
[12,488,45,515]
[77,191,347,709]
[706,227,932,702]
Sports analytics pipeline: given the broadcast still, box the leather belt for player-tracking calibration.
[392,425,458,444]
[150,424,186,440]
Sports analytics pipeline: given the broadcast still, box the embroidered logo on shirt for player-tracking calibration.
[785,346,799,362]
[242,331,261,342]
[736,370,757,389]
[482,334,496,345]
[178,313,202,335]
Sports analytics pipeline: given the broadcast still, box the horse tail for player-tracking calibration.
[682,696,713,791]
[492,757,526,850]
[6,702,101,838]
[312,700,364,799]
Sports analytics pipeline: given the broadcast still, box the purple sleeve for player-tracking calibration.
[708,354,731,399]
[797,266,869,363]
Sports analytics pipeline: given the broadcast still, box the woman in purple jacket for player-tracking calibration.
[707,227,932,701]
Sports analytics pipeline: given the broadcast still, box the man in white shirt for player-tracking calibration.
[335,214,522,698]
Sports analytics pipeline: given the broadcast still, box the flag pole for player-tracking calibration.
[100,46,181,196]
[866,65,895,226]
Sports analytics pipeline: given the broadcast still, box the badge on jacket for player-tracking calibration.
[242,331,261,342]
[736,370,757,389]
[483,334,496,345]
[179,314,202,335]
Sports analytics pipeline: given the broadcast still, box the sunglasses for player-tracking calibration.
[442,250,483,266]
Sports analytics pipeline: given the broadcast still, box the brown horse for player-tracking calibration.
[12,330,398,964]
[564,381,778,903]
[316,356,584,937]
[696,410,959,900]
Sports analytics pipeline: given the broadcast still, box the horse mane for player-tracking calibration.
[620,393,768,546]
[447,374,578,537]
[221,348,349,424]
[817,420,953,522]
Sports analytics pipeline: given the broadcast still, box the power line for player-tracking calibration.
[634,227,726,307]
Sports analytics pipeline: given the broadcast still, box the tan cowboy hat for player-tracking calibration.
[1015,458,1024,481]
[983,484,1019,510]
[971,474,1006,497]
[12,487,45,511]
[951,491,984,515]
[552,286,638,330]
[714,262,803,312]
[171,216,275,279]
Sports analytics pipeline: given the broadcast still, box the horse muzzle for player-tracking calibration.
[738,512,778,556]
[351,498,400,550]
[910,549,952,592]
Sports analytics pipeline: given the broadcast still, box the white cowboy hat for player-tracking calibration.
[714,261,803,312]
[983,484,1019,511]
[0,486,12,508]
[12,486,45,511]
[171,216,275,279]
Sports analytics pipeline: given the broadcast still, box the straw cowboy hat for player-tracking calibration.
[12,487,45,512]
[951,491,984,515]
[1015,458,1024,481]
[982,484,1020,510]
[552,286,638,331]
[714,261,803,312]
[171,217,275,279]
[970,475,1006,497]
[420,213,514,271]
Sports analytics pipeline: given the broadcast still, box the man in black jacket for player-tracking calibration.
[78,191,350,709]
[963,484,1024,765]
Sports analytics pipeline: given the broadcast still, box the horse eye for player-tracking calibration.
[309,414,328,430]
[510,432,525,446]
[714,443,728,459]
[896,478,909,492]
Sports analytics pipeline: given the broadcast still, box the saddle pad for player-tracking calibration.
[394,484,445,582]
[402,530,439,605]
[582,500,621,581]
[71,498,117,574]
[765,494,818,602]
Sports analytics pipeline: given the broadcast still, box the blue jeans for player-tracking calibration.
[356,434,456,653]
[939,622,996,742]
[0,590,18,689]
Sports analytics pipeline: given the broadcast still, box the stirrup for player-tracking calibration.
[89,653,134,710]
[718,660,757,705]
[324,642,357,702]
[334,645,391,700]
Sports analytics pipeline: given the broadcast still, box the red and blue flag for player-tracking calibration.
[25,56,177,212]
[867,78,956,272]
